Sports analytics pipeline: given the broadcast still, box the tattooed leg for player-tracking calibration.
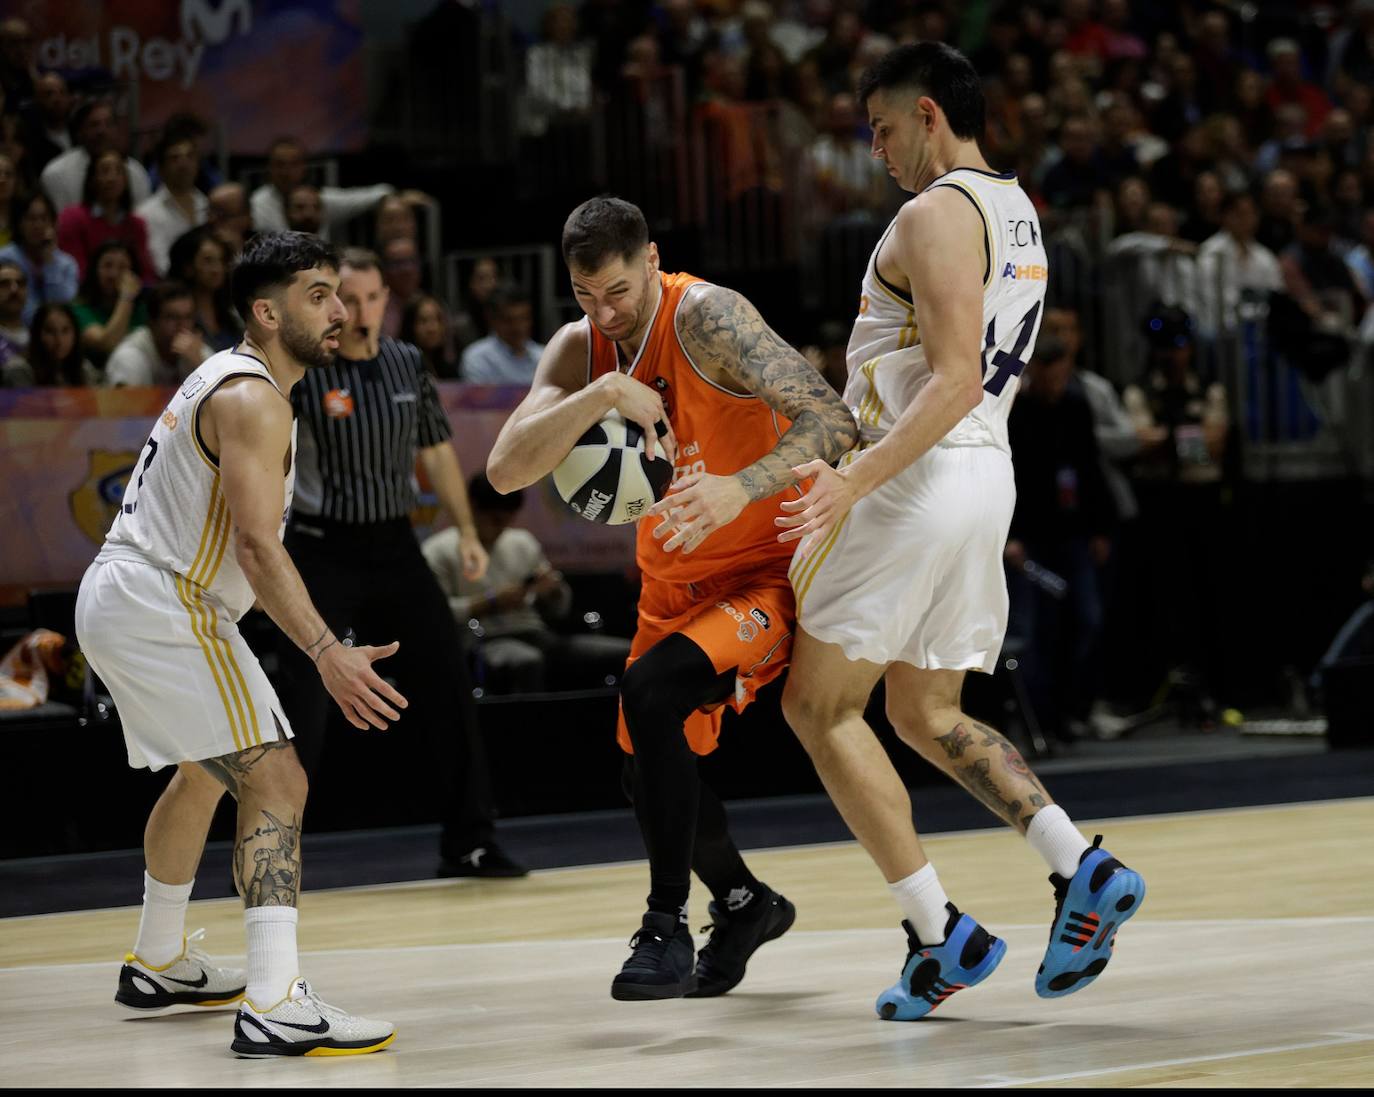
[200,734,308,907]
[143,762,227,885]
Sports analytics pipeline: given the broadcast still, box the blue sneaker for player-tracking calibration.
[875,903,1007,1021]
[1036,834,1146,998]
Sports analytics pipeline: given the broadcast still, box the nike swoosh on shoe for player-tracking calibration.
[270,1017,331,1034]
[164,970,209,988]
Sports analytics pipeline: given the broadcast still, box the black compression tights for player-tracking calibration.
[620,633,761,917]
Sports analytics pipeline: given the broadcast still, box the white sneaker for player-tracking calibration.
[231,977,395,1057]
[115,928,246,1013]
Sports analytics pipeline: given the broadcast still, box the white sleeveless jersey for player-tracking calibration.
[96,348,297,622]
[845,167,1048,453]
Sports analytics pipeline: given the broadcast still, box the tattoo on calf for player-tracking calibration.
[235,809,302,908]
[934,722,975,760]
[954,757,1023,827]
[1020,792,1048,830]
[973,722,1048,797]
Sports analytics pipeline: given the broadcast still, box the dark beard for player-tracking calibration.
[280,312,336,369]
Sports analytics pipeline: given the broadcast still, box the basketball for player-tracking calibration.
[552,412,673,525]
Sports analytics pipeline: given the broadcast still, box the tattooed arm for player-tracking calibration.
[648,284,858,553]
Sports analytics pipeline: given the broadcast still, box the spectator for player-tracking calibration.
[0,17,34,107]
[800,318,848,395]
[2,302,98,387]
[284,182,323,235]
[1146,124,1213,210]
[1319,108,1361,170]
[103,282,210,387]
[1111,174,1151,236]
[1232,68,1271,150]
[422,473,632,695]
[39,99,151,213]
[1006,336,1116,741]
[1041,115,1111,210]
[1196,190,1284,336]
[0,192,77,324]
[804,91,887,225]
[0,256,26,348]
[1280,205,1365,330]
[1331,0,1374,87]
[1256,167,1303,255]
[1331,168,1367,246]
[452,255,499,350]
[380,235,423,339]
[401,293,460,379]
[71,239,146,365]
[521,2,594,137]
[1264,38,1331,139]
[1096,94,1142,184]
[55,148,157,282]
[19,71,70,178]
[0,151,17,246]
[1151,53,1205,143]
[803,9,865,94]
[206,181,251,256]
[1179,169,1224,244]
[460,282,544,385]
[374,192,417,246]
[1121,306,1230,713]
[1343,208,1374,305]
[249,135,419,239]
[1191,10,1240,114]
[135,132,208,277]
[1255,103,1311,177]
[146,111,222,194]
[1203,112,1254,195]
[168,226,240,352]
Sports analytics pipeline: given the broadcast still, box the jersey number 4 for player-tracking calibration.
[123,438,159,514]
[981,301,1041,396]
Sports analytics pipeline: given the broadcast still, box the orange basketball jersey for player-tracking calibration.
[588,271,802,584]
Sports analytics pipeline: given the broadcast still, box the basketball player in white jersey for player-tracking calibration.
[776,44,1146,1020]
[76,232,402,1056]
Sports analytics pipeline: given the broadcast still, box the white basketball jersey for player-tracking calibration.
[845,167,1048,453]
[97,348,297,622]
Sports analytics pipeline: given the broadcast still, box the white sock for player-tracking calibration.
[888,863,951,945]
[1025,805,1092,878]
[133,871,194,967]
[245,906,300,1008]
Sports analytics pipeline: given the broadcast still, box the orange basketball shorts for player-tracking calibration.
[616,565,796,756]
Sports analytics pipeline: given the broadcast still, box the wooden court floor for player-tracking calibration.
[2,799,1372,1088]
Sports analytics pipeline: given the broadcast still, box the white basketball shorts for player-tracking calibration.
[76,557,293,770]
[790,443,1015,672]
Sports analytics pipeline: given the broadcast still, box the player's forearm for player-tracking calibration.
[735,406,858,502]
[235,533,334,657]
[421,444,477,536]
[487,383,613,493]
[844,370,982,497]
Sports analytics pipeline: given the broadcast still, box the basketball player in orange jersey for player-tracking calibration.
[488,196,856,1000]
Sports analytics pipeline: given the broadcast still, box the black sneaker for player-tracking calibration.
[686,886,796,998]
[436,841,528,879]
[610,912,696,1001]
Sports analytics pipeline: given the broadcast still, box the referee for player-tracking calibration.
[275,246,526,878]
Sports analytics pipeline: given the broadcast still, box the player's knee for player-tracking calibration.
[781,678,829,743]
[240,748,309,808]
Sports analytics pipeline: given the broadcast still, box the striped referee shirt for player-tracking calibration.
[290,336,453,524]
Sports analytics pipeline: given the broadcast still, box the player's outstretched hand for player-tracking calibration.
[648,470,749,555]
[775,459,859,558]
[317,640,409,731]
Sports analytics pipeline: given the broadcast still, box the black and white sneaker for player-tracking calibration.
[114,928,245,1014]
[231,978,395,1058]
[610,911,696,1000]
[436,841,529,878]
[687,886,796,997]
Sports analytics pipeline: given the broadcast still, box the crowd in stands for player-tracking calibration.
[3,2,1371,730]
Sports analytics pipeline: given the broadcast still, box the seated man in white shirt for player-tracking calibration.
[421,473,631,694]
[1196,190,1284,336]
[40,99,151,213]
[136,133,208,276]
[103,283,211,387]
[249,136,426,240]
[458,283,545,385]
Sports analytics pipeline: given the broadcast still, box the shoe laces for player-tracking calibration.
[183,927,212,966]
[291,980,354,1022]
[627,927,673,960]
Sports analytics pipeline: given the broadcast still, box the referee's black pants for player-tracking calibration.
[275,516,495,856]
